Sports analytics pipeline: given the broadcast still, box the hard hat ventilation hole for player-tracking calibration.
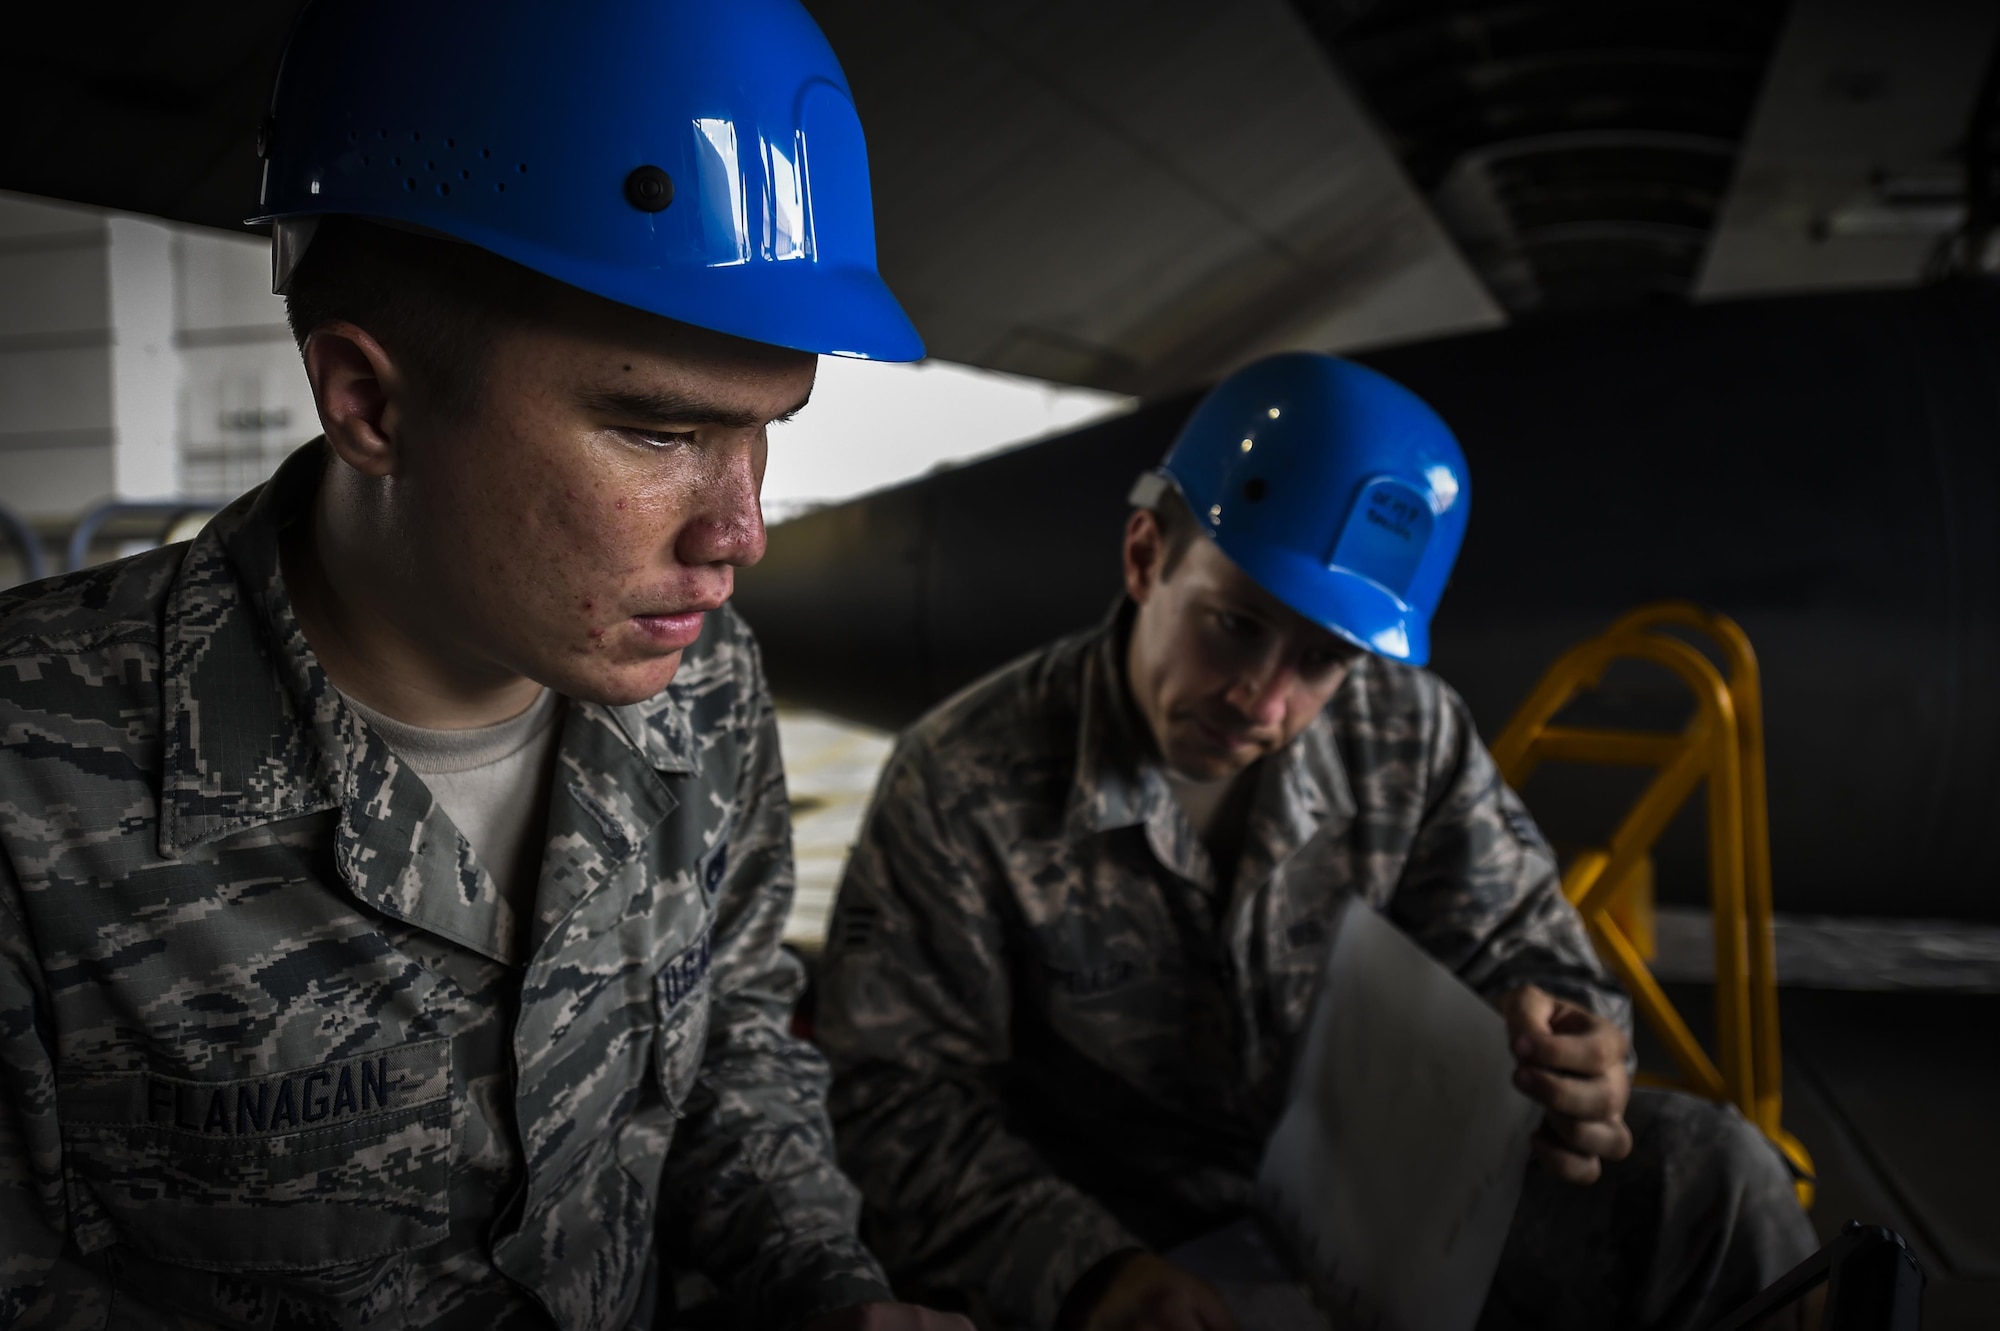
[1243,478,1267,502]
[446,138,456,148]
[377,129,388,140]
[481,148,492,159]
[411,131,421,142]
[436,182,450,197]
[403,177,416,192]
[624,165,675,213]
[392,155,403,167]
[425,160,436,172]
[346,131,357,145]
[360,155,370,166]
[516,163,528,174]
[495,182,507,193]
[459,168,470,180]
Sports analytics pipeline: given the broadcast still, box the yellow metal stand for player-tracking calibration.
[1491,602,1815,1206]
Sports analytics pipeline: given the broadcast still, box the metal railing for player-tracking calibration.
[0,505,46,585]
[1491,601,1815,1205]
[64,500,224,573]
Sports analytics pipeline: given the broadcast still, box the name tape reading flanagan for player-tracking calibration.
[60,1038,451,1140]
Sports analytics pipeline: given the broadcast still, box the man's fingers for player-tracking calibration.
[1513,1021,1624,1077]
[1191,1280,1241,1331]
[926,1313,978,1331]
[1079,1254,1239,1331]
[1503,986,1629,1078]
[1539,1108,1633,1162]
[1527,1105,1634,1187]
[1139,1282,1239,1331]
[1121,1293,1234,1331]
[1512,1064,1618,1119]
[1530,1127,1604,1184]
[1500,985,1558,1045]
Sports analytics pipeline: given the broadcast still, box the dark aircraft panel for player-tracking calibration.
[734,285,2000,920]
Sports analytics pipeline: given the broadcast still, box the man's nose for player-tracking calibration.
[1230,656,1292,731]
[676,437,768,569]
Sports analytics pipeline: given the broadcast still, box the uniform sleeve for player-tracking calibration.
[659,651,894,1329]
[0,848,65,1321]
[817,742,1141,1331]
[1390,681,1632,1033]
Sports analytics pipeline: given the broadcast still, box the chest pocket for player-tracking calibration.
[58,1039,452,1273]
[654,925,715,1111]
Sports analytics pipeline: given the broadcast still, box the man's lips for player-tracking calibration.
[1191,714,1267,753]
[629,603,722,651]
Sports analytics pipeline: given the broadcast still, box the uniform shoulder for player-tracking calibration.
[1338,651,1454,713]
[1330,653,1470,748]
[0,545,185,662]
[897,626,1097,783]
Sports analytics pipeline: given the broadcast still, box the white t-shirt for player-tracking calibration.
[343,687,566,937]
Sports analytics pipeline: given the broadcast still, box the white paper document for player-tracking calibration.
[1255,896,1541,1331]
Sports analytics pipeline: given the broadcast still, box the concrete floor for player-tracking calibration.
[1645,984,2000,1328]
[774,708,894,951]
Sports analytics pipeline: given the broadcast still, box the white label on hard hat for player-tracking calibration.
[1329,477,1433,596]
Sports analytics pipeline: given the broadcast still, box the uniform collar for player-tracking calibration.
[1063,602,1168,841]
[156,441,697,955]
[157,444,342,855]
[1061,600,1357,876]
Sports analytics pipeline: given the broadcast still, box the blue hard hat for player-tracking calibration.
[252,0,923,362]
[1134,353,1469,666]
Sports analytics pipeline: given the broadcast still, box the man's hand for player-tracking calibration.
[1073,1253,1238,1331]
[803,1302,976,1331]
[1500,984,1634,1184]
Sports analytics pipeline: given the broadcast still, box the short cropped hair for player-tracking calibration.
[1150,485,1203,579]
[282,216,554,416]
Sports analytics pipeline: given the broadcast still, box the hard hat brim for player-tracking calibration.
[252,206,927,364]
[1215,535,1431,667]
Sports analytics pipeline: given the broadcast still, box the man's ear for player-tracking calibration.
[301,321,410,480]
[1124,508,1166,606]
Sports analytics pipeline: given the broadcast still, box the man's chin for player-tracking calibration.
[1165,739,1252,783]
[556,649,687,707]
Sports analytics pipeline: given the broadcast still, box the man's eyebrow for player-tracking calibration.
[577,385,813,430]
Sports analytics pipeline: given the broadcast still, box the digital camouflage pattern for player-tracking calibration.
[0,444,890,1329]
[816,607,1632,1330]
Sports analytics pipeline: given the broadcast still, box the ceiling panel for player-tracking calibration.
[809,0,1501,394]
[1696,0,2000,297]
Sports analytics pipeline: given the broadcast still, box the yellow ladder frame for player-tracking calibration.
[1490,602,1815,1205]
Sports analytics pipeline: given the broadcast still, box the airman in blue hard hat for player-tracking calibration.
[815,352,1817,1331]
[0,2,971,1327]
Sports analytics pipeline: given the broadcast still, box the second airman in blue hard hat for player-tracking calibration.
[816,352,1816,1331]
[0,2,974,1327]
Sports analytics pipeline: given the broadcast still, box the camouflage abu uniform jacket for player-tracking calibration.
[816,606,1629,1330]
[0,445,890,1329]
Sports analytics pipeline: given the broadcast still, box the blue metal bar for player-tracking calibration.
[65,500,222,573]
[0,506,46,585]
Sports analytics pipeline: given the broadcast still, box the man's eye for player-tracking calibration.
[1214,611,1254,636]
[628,428,697,449]
[1302,645,1357,674]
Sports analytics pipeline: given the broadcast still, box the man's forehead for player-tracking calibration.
[1184,535,1358,654]
[575,368,814,430]
[534,278,816,377]
[515,289,816,424]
